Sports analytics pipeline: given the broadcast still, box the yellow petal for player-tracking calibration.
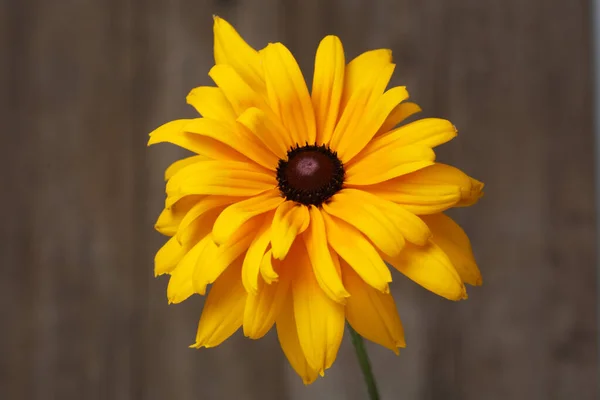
[237,107,291,159]
[148,119,250,161]
[262,43,316,146]
[154,195,203,236]
[346,144,435,186]
[321,211,391,293]
[385,242,466,301]
[342,261,405,354]
[209,64,267,116]
[366,118,457,156]
[331,61,398,156]
[154,236,184,276]
[167,235,212,303]
[458,177,484,207]
[422,213,482,286]
[377,102,422,135]
[166,160,276,205]
[213,16,265,93]
[242,212,274,293]
[243,266,291,339]
[312,36,345,145]
[276,295,319,385]
[387,163,483,209]
[291,244,345,373]
[186,86,237,123]
[212,189,283,245]
[193,217,262,295]
[271,201,310,260]
[185,118,279,170]
[192,258,246,348]
[260,249,280,284]
[323,189,406,257]
[176,196,237,245]
[334,86,409,163]
[164,157,209,182]
[328,188,431,246]
[357,178,461,216]
[303,206,350,303]
[341,49,393,110]
[148,119,202,153]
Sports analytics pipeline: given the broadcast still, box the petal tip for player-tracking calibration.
[302,375,318,385]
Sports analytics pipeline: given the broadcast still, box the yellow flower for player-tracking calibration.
[149,16,484,384]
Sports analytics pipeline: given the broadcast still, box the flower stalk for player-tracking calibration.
[347,323,380,400]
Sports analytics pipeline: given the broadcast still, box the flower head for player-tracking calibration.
[149,16,483,384]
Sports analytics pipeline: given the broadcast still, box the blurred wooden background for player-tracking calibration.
[1,0,597,399]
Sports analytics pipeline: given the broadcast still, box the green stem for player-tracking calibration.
[347,323,380,400]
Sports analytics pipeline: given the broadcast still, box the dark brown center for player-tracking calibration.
[276,144,344,206]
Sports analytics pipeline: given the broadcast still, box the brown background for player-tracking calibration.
[1,0,597,399]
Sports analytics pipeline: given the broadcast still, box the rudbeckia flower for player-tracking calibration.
[149,16,484,384]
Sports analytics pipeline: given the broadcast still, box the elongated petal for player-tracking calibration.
[209,64,267,116]
[186,86,237,123]
[167,235,212,303]
[312,36,345,145]
[155,236,184,276]
[155,195,203,236]
[213,16,264,92]
[192,258,246,348]
[148,119,250,161]
[242,212,274,293]
[346,144,435,186]
[155,207,181,236]
[260,249,280,284]
[237,107,291,159]
[148,119,202,153]
[167,267,196,304]
[377,102,422,135]
[321,211,391,293]
[303,206,350,303]
[383,163,484,209]
[356,172,462,215]
[422,213,482,286]
[385,242,466,300]
[458,177,484,207]
[194,217,263,295]
[164,157,209,182]
[334,86,409,163]
[323,190,405,257]
[276,295,319,384]
[350,191,432,246]
[401,164,484,207]
[244,266,291,339]
[271,201,310,260]
[262,43,316,145]
[185,118,279,170]
[212,189,283,245]
[342,261,405,354]
[177,196,237,245]
[364,119,457,157]
[166,161,276,205]
[291,244,345,373]
[341,49,393,110]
